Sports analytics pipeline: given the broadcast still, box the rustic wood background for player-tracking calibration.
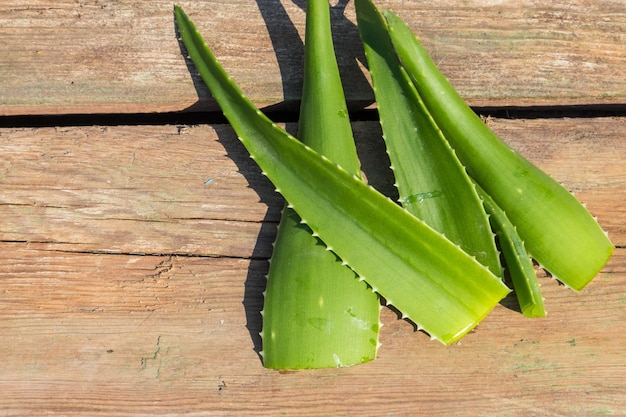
[1,0,624,416]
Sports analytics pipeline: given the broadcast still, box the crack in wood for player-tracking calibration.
[1,104,624,129]
[140,335,162,378]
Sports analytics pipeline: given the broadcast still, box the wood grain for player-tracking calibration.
[1,0,625,116]
[1,119,624,253]
[1,0,624,413]
[0,245,623,416]
[1,118,624,415]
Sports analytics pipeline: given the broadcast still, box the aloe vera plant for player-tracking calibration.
[380,8,614,290]
[476,185,546,317]
[174,5,510,346]
[355,0,502,279]
[261,0,380,370]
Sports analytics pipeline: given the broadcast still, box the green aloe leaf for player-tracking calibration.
[476,185,546,318]
[355,0,502,278]
[261,0,380,370]
[382,9,614,290]
[174,5,510,345]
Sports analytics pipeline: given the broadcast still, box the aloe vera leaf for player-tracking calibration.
[355,0,501,279]
[263,210,380,368]
[476,185,546,318]
[381,9,614,290]
[261,0,380,370]
[174,5,510,344]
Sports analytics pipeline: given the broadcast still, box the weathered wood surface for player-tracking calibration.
[1,0,625,414]
[1,119,625,416]
[1,0,625,116]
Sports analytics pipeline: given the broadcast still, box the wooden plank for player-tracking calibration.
[1,0,625,116]
[0,124,281,258]
[0,117,624,414]
[1,118,624,255]
[0,246,623,416]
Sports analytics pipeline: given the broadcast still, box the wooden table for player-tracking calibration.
[1,1,624,415]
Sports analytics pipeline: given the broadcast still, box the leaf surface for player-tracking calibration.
[261,0,380,370]
[477,185,546,318]
[382,9,614,289]
[356,0,501,278]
